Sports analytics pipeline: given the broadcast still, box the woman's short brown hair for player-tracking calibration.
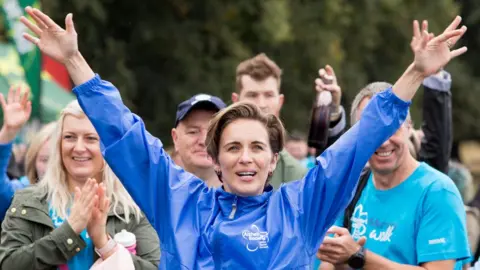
[206,102,285,162]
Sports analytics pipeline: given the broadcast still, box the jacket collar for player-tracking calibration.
[215,185,273,220]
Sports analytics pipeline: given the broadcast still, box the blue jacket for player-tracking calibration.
[0,143,29,220]
[73,75,410,269]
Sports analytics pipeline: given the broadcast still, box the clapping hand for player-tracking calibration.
[87,183,111,249]
[67,178,98,234]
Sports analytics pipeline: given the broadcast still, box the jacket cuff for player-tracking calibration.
[72,74,102,96]
[51,221,86,259]
[328,106,345,138]
[423,70,451,92]
[380,87,412,108]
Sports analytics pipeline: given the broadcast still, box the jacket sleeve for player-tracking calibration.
[73,75,207,259]
[128,215,161,269]
[0,143,15,221]
[417,71,452,174]
[0,143,28,191]
[326,106,346,148]
[281,88,410,256]
[0,197,86,269]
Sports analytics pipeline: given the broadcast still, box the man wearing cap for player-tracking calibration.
[171,93,226,187]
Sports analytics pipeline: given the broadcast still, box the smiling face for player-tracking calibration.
[216,119,278,196]
[356,97,411,175]
[172,109,216,171]
[61,115,104,184]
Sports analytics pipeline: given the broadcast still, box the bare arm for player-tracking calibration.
[64,51,95,86]
[318,262,335,270]
[392,63,424,101]
[318,262,349,270]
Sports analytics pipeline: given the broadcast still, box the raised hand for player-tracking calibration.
[441,16,467,52]
[0,86,32,143]
[87,182,111,248]
[410,20,434,53]
[314,65,342,111]
[20,6,78,64]
[412,16,467,77]
[67,178,99,234]
[0,85,31,132]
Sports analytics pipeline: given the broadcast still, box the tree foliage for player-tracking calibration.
[42,0,479,145]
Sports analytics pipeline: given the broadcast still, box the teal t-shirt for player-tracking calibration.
[49,204,94,269]
[314,162,470,269]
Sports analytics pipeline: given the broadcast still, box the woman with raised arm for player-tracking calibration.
[19,7,467,269]
[0,86,56,221]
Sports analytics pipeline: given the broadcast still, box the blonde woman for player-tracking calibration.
[0,100,160,269]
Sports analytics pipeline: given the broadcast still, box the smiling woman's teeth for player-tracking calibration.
[237,172,255,176]
[376,151,393,157]
[73,157,89,161]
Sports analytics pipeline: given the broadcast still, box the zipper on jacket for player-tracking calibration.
[228,197,238,220]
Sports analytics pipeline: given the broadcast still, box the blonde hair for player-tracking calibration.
[38,100,142,223]
[24,122,57,184]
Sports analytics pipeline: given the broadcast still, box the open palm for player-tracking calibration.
[87,183,110,246]
[20,7,78,64]
[412,17,467,77]
[0,86,31,131]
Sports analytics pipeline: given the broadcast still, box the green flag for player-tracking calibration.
[0,42,75,126]
[0,0,42,120]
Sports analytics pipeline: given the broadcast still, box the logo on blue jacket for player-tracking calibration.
[242,225,269,252]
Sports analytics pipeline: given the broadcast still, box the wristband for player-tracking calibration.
[94,235,117,259]
[329,106,343,121]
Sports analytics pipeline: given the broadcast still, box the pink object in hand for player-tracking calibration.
[90,245,135,270]
[114,230,137,255]
[59,264,69,270]
[125,243,137,255]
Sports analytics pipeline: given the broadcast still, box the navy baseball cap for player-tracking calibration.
[175,94,226,127]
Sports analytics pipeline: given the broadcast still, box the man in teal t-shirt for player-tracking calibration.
[315,81,470,270]
[318,163,469,269]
